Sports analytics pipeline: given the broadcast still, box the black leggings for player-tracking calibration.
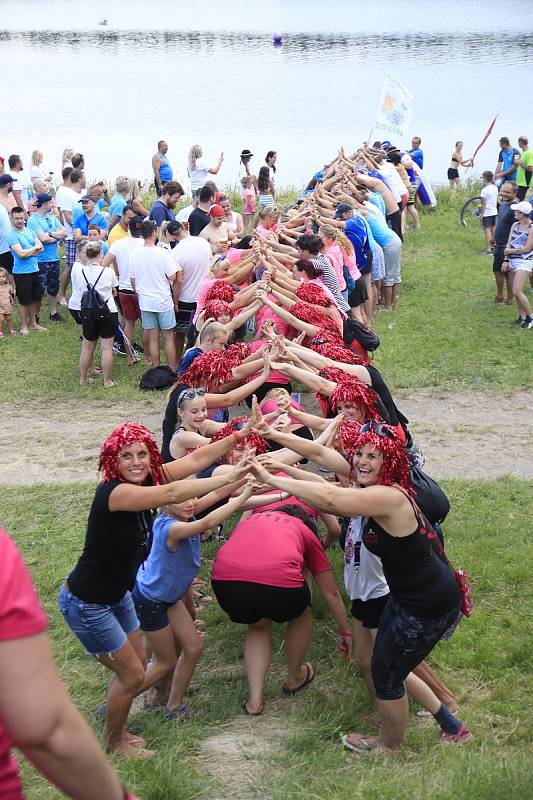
[371,595,461,700]
[386,210,403,242]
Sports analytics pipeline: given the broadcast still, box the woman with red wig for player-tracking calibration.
[58,422,252,757]
[250,422,471,754]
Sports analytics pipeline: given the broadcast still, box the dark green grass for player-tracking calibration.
[2,479,531,799]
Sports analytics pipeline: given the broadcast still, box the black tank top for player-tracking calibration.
[363,510,460,618]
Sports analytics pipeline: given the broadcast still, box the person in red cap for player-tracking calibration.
[200,204,238,256]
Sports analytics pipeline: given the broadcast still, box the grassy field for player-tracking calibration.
[0,188,531,405]
[1,478,532,799]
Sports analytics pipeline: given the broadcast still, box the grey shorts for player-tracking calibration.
[382,236,402,287]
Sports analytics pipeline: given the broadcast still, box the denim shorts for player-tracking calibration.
[141,308,176,330]
[58,585,139,656]
[132,584,174,632]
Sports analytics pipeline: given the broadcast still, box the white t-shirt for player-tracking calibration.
[129,245,178,312]
[481,184,498,217]
[171,236,211,303]
[176,204,195,223]
[109,236,144,290]
[8,171,30,210]
[378,163,406,203]
[69,262,118,312]
[30,165,46,182]
[55,186,83,236]
[188,158,209,191]
[343,517,388,602]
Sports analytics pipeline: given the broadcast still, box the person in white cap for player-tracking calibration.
[502,200,533,328]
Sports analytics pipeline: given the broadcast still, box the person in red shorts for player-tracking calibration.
[211,505,352,716]
[0,528,139,800]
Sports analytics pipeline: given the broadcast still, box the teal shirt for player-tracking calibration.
[27,213,62,262]
[7,227,39,274]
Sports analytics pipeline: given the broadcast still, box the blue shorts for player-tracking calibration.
[58,585,139,656]
[38,260,60,296]
[132,584,174,632]
[141,308,176,330]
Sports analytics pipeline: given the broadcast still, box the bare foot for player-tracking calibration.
[121,731,146,746]
[88,366,102,375]
[108,742,155,759]
[30,324,48,332]
[103,380,116,389]
[20,328,29,336]
[143,359,152,367]
[342,732,393,755]
[9,329,17,336]
[59,297,68,306]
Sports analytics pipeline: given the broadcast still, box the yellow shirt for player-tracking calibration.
[108,224,130,247]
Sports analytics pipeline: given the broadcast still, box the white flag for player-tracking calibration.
[369,73,413,145]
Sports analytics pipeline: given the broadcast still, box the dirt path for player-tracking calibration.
[1,389,532,484]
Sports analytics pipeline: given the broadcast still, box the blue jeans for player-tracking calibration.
[58,585,139,656]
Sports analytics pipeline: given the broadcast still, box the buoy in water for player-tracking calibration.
[272,33,283,44]
[99,19,108,25]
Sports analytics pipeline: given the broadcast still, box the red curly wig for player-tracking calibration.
[339,418,362,456]
[99,422,164,485]
[295,283,331,307]
[210,416,268,454]
[290,301,339,335]
[351,424,410,490]
[330,379,381,419]
[203,299,233,321]
[205,281,235,303]
[181,350,234,388]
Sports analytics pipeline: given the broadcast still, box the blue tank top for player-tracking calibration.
[159,155,173,183]
[136,512,200,603]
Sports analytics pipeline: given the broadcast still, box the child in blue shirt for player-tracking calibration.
[132,479,253,719]
[87,224,109,256]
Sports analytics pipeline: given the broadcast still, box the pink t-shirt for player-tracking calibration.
[259,398,303,424]
[341,247,361,281]
[193,277,217,324]
[325,244,346,291]
[211,510,331,587]
[255,297,290,337]
[243,187,257,214]
[255,223,280,238]
[0,530,48,800]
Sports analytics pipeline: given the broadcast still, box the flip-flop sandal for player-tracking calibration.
[282,662,316,695]
[341,733,376,753]
[440,724,473,745]
[242,700,264,716]
[164,704,203,721]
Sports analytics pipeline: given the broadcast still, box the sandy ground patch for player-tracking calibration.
[1,389,532,484]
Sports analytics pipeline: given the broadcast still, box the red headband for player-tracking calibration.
[210,416,268,454]
[99,422,163,484]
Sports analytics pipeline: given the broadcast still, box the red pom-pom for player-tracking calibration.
[291,302,339,335]
[203,300,233,321]
[99,422,163,485]
[210,416,268,454]
[181,350,234,388]
[205,281,235,303]
[309,329,365,365]
[295,283,331,307]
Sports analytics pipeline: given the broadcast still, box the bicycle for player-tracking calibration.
[459,194,483,227]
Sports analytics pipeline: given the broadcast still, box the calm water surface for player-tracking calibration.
[1,0,532,188]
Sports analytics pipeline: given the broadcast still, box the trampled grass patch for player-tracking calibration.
[2,478,531,799]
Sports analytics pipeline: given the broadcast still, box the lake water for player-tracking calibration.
[1,0,532,190]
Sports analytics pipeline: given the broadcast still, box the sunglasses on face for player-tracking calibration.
[358,420,397,439]
[177,388,206,407]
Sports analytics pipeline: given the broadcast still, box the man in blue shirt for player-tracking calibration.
[409,136,424,169]
[27,193,68,322]
[148,181,184,227]
[152,140,174,195]
[72,195,108,241]
[7,206,46,333]
[494,137,520,187]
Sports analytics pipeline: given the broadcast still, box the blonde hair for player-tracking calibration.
[62,148,74,166]
[318,224,353,255]
[264,387,291,402]
[197,320,227,346]
[258,206,279,221]
[188,145,203,172]
[31,150,43,166]
[0,267,10,282]
[159,220,172,244]
[115,176,130,194]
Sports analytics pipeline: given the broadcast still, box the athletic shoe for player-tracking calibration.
[520,316,533,329]
[133,342,144,353]
[511,317,524,326]
[112,341,128,356]
[49,312,66,322]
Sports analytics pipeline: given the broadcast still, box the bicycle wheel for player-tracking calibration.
[460,195,483,227]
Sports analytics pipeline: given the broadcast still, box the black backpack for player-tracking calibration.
[409,464,451,525]
[81,268,111,323]
[139,365,177,391]
[343,318,380,352]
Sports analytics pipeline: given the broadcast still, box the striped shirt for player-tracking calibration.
[311,254,350,314]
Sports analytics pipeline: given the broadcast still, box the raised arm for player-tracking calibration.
[167,484,253,543]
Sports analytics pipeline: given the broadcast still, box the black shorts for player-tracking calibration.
[14,271,42,306]
[351,593,390,629]
[175,301,197,333]
[447,168,459,180]
[482,215,497,229]
[0,251,14,274]
[516,185,528,201]
[348,275,369,308]
[69,308,83,324]
[82,311,119,342]
[371,595,461,701]
[211,579,310,624]
[492,246,506,273]
[385,209,402,242]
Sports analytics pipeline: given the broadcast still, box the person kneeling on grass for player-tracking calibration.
[211,504,352,716]
[132,481,254,721]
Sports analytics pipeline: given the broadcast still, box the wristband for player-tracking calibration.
[339,630,352,637]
